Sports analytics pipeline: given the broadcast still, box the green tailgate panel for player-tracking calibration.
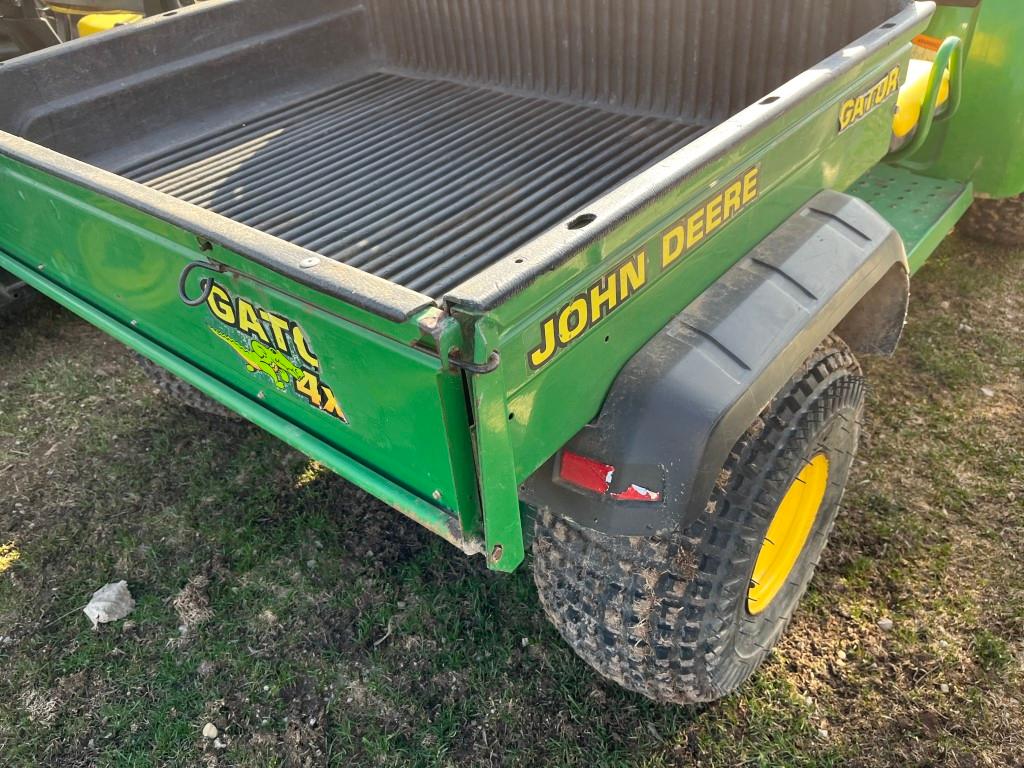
[0,157,476,521]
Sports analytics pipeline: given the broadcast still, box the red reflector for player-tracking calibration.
[558,451,614,494]
[611,484,663,503]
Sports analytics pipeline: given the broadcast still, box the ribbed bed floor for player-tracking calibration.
[123,72,708,298]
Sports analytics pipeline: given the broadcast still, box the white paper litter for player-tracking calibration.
[83,580,135,628]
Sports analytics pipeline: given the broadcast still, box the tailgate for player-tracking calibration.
[0,150,481,551]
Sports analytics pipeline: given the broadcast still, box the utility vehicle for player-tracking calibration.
[1,0,1021,703]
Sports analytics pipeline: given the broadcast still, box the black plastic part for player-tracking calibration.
[0,267,35,312]
[522,191,908,538]
[0,0,59,56]
[177,260,226,307]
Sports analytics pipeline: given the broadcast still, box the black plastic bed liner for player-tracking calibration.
[122,72,706,298]
[0,0,911,306]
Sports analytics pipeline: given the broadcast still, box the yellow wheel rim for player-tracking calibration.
[747,453,830,615]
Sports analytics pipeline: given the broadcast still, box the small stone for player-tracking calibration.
[521,637,529,647]
[877,617,894,632]
[836,649,847,661]
[940,683,950,694]
[818,728,829,740]
[213,738,226,750]
[202,722,218,740]
[981,387,995,398]
[940,301,950,310]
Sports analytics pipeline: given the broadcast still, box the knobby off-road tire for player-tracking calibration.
[135,354,240,420]
[959,194,1024,246]
[533,337,865,704]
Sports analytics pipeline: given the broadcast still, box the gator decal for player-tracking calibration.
[528,251,647,369]
[200,281,347,423]
[839,66,902,133]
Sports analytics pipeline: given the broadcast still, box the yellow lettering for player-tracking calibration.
[237,300,271,343]
[686,210,706,249]
[296,371,322,407]
[589,274,618,320]
[839,68,901,133]
[872,82,886,107]
[706,194,724,234]
[619,252,646,300]
[529,316,558,369]
[321,386,347,422]
[206,284,235,325]
[661,226,686,268]
[887,67,900,95]
[558,298,589,345]
[839,100,855,131]
[260,309,291,353]
[527,252,649,369]
[742,167,760,205]
[292,325,320,369]
[723,183,743,219]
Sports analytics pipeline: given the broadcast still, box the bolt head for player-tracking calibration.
[299,257,320,269]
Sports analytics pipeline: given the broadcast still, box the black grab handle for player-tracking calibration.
[178,260,226,307]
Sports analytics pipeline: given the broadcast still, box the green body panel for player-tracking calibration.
[905,0,1024,197]
[849,164,973,274]
[467,316,525,572]
[474,36,919,495]
[0,156,482,543]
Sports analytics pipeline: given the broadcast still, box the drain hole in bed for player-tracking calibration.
[567,213,598,230]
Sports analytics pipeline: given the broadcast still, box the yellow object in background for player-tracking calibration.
[77,11,143,37]
[893,58,952,140]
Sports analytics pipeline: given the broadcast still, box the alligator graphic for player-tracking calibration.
[211,327,305,390]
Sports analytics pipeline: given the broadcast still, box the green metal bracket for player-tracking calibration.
[890,36,963,162]
[468,319,526,573]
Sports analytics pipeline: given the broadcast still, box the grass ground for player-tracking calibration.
[0,234,1021,767]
